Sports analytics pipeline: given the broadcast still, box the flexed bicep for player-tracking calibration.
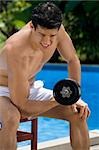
[7,48,29,107]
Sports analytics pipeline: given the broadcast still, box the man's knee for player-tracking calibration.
[7,106,21,128]
[1,110,20,132]
[0,97,21,129]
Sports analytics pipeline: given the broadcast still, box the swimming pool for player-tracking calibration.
[18,63,99,146]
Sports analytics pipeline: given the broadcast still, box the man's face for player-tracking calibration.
[32,25,59,49]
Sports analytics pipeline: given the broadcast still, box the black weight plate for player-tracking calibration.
[53,79,81,105]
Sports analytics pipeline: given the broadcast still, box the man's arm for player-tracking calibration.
[6,46,58,117]
[57,26,91,118]
[57,25,81,85]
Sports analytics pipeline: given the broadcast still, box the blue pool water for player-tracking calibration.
[18,64,99,147]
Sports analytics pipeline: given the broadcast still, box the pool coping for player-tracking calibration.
[17,130,99,150]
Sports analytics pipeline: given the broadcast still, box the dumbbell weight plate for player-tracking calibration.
[53,79,81,105]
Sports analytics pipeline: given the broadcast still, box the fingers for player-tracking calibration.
[79,106,85,118]
[71,103,91,120]
[78,105,91,119]
[81,106,88,119]
[71,104,78,113]
[86,106,91,118]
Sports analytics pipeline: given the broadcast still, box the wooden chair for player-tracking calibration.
[17,118,38,150]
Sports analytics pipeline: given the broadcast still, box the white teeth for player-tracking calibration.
[43,44,48,47]
[41,43,49,47]
[43,45,48,47]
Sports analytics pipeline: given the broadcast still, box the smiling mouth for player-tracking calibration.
[41,43,50,48]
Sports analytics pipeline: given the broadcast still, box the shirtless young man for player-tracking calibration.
[0,2,90,150]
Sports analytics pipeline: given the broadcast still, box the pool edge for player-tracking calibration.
[17,130,99,150]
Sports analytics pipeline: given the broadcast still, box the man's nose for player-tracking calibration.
[42,36,51,46]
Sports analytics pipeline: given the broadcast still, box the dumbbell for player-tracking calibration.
[53,79,81,105]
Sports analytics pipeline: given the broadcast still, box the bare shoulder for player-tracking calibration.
[5,43,21,67]
[6,23,31,49]
[57,24,71,43]
[1,41,23,70]
[2,41,22,61]
[57,24,74,50]
[57,24,76,61]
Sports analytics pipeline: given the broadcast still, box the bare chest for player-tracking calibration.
[24,47,56,79]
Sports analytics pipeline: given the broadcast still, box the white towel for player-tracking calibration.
[0,80,53,101]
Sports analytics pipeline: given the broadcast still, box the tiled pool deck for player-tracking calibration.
[17,130,99,150]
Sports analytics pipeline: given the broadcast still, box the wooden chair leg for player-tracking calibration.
[31,119,38,150]
[17,118,38,150]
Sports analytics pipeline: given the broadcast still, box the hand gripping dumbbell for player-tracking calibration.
[53,79,81,105]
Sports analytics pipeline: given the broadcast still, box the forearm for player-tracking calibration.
[18,98,59,117]
[68,55,81,85]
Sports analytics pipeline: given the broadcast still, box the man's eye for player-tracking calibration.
[40,33,45,37]
[51,35,56,37]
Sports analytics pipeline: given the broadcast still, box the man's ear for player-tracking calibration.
[30,21,34,28]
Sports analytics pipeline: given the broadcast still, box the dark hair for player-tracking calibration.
[31,2,62,29]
